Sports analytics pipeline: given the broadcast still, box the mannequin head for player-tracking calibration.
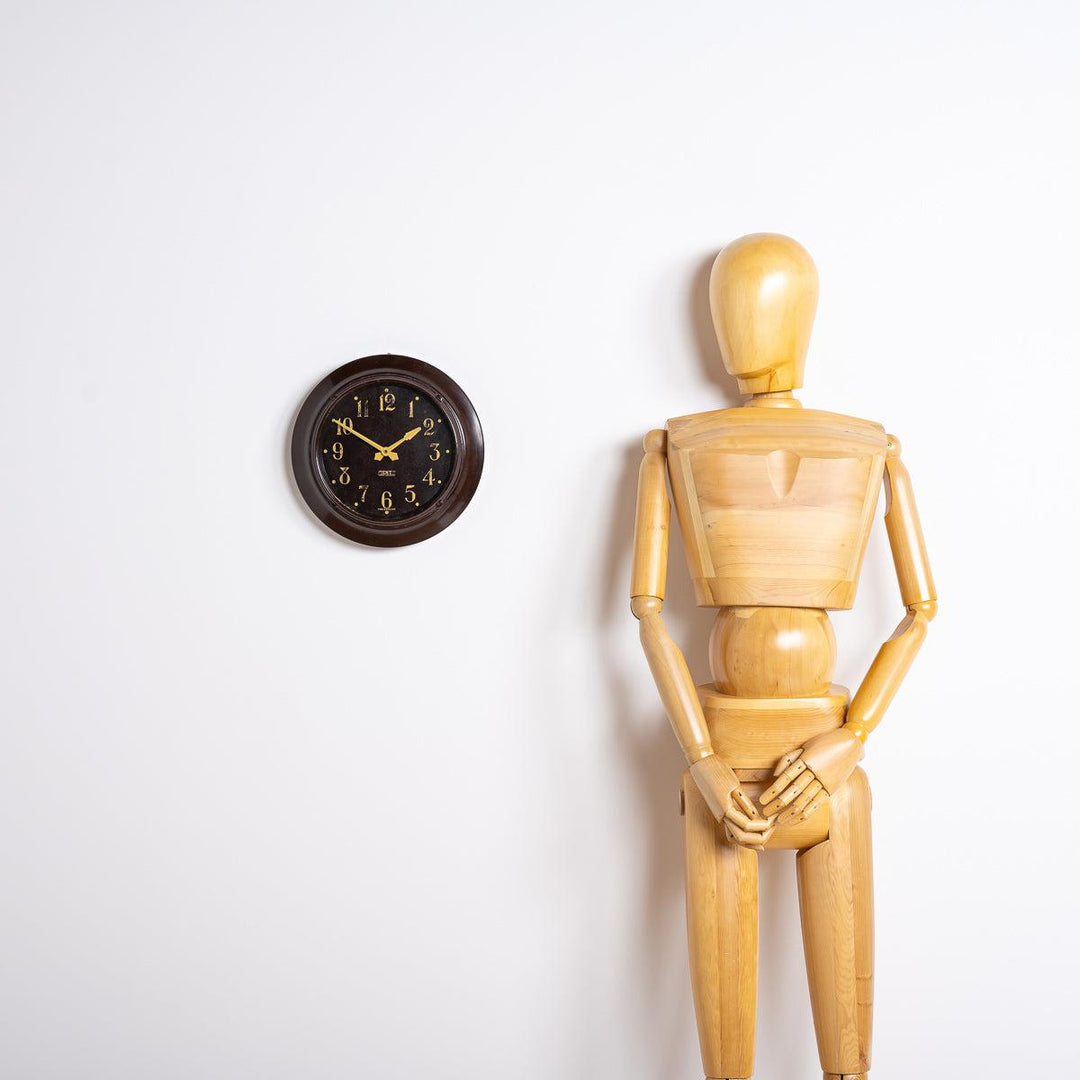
[709,233,819,395]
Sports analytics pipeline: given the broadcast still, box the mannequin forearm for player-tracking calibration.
[635,602,714,764]
[841,438,939,743]
[843,607,931,741]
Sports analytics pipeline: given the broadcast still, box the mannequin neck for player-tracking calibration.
[745,390,802,409]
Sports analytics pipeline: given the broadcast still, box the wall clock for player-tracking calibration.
[291,354,483,547]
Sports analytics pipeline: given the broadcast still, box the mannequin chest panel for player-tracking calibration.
[666,407,887,608]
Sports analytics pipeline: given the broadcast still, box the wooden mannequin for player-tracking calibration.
[630,233,935,1080]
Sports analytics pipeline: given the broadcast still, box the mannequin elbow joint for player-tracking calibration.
[908,599,938,622]
[631,595,663,619]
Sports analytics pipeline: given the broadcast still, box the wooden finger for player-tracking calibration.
[771,770,817,811]
[760,759,807,805]
[724,821,769,848]
[776,780,823,825]
[726,807,773,832]
[797,792,828,823]
[761,770,816,817]
[731,787,761,819]
[774,748,804,775]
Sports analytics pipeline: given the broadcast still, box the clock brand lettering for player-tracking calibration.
[378,469,395,477]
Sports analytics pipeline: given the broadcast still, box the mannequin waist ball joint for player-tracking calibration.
[630,234,936,1080]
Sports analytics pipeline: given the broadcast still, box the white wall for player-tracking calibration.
[2,2,1077,1076]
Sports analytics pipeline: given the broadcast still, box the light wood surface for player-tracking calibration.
[666,406,887,609]
[637,611,713,764]
[698,684,847,769]
[797,768,874,1075]
[630,429,670,602]
[841,436,938,740]
[884,436,936,609]
[844,609,929,740]
[709,232,819,395]
[734,778,831,850]
[709,606,835,697]
[630,232,934,1078]
[683,771,758,1079]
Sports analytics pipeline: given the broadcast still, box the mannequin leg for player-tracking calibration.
[682,772,758,1079]
[796,767,874,1077]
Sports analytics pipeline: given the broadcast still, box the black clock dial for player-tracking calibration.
[292,354,483,547]
[317,381,456,521]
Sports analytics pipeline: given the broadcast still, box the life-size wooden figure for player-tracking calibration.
[630,233,936,1080]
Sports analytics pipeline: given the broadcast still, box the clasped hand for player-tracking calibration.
[759,726,865,826]
[692,728,865,849]
[689,755,775,848]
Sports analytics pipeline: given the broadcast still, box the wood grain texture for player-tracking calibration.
[797,768,874,1075]
[884,436,936,608]
[798,727,866,795]
[629,233,935,1078]
[736,779,831,850]
[630,429,670,601]
[844,609,930,738]
[709,606,836,697]
[698,684,848,769]
[638,612,714,763]
[709,232,818,395]
[842,439,938,739]
[683,772,758,1079]
[666,407,887,609]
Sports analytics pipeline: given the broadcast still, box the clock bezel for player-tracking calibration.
[291,354,484,547]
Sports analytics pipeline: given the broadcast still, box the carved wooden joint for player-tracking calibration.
[630,595,662,619]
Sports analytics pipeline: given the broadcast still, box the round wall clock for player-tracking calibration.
[291,354,483,547]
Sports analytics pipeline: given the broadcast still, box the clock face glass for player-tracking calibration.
[315,379,457,522]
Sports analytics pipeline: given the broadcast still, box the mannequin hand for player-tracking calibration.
[690,754,775,849]
[760,751,826,825]
[760,727,865,823]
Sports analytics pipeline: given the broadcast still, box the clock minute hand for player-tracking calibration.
[337,419,398,461]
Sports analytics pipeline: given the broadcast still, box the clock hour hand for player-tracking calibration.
[335,418,398,461]
[378,426,422,459]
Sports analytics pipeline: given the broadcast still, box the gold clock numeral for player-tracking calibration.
[421,417,436,436]
[358,484,368,503]
[404,484,417,504]
[332,442,344,460]
[331,417,355,437]
[356,398,370,418]
[379,391,396,412]
[422,468,436,486]
[381,490,394,510]
[428,442,440,461]
[408,399,415,418]
[338,466,350,485]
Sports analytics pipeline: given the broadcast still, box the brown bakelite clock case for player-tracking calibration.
[292,355,483,546]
